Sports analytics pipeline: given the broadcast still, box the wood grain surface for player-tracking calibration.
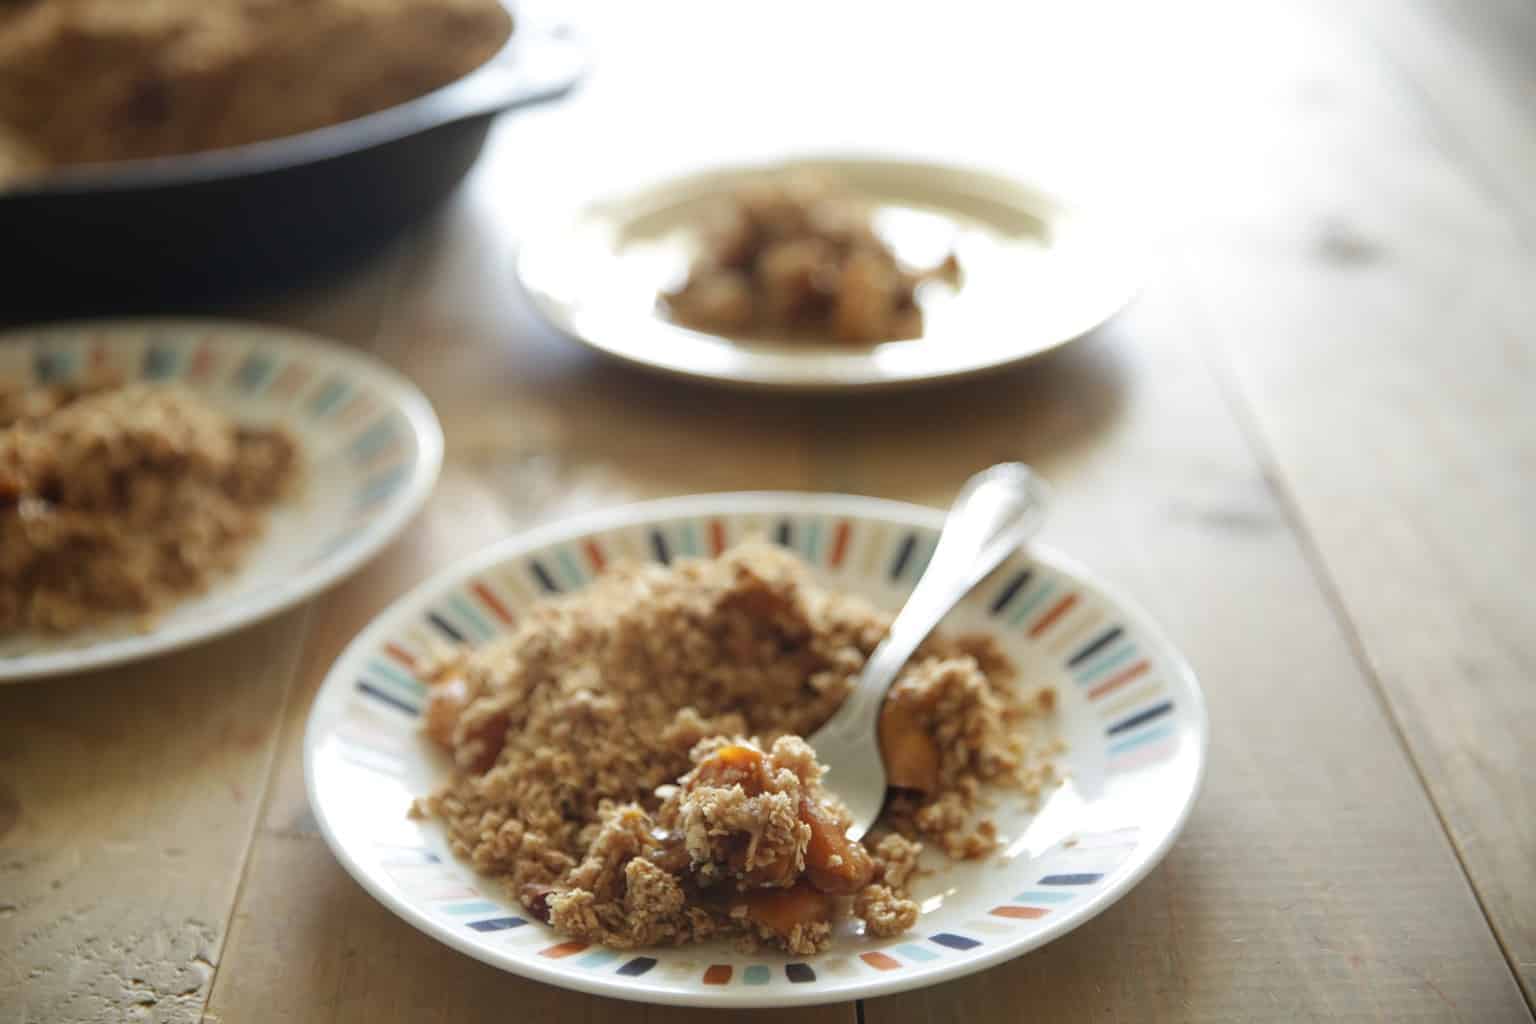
[1189,0,1536,1000]
[0,613,312,1022]
[4,0,1535,1021]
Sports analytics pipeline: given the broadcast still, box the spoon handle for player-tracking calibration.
[818,463,1053,746]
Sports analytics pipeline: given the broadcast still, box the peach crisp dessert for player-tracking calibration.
[664,175,960,345]
[413,542,1058,954]
[0,0,512,189]
[0,375,299,634]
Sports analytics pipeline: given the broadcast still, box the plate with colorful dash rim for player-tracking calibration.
[0,320,442,681]
[304,493,1208,1007]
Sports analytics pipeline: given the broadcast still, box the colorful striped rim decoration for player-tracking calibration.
[327,512,1187,990]
[360,823,1146,986]
[353,517,1183,774]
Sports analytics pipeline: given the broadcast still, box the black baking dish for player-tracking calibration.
[0,4,584,319]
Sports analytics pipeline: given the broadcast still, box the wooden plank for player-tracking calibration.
[1344,0,1536,233]
[205,837,848,1024]
[0,612,310,1024]
[1156,0,1536,1001]
[855,282,1530,1020]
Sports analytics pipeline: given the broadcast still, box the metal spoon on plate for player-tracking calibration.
[807,463,1052,840]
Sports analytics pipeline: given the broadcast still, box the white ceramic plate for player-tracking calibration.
[516,157,1142,391]
[0,320,442,681]
[305,494,1207,1007]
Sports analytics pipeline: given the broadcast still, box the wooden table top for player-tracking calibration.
[4,0,1534,1020]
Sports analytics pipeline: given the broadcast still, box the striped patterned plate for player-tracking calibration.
[0,320,442,681]
[305,495,1207,1007]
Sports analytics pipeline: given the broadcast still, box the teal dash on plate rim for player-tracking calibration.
[1109,722,1176,756]
[447,594,496,641]
[1075,641,1138,685]
[33,346,76,383]
[367,659,424,699]
[802,517,823,562]
[235,352,276,392]
[351,418,398,462]
[358,466,408,508]
[143,341,181,379]
[310,376,352,416]
[677,519,701,557]
[894,943,939,962]
[577,949,621,969]
[1008,578,1058,626]
[555,547,586,589]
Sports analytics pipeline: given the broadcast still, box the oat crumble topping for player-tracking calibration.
[0,376,300,633]
[664,175,960,344]
[415,542,1058,953]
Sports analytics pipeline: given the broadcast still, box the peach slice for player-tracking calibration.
[695,743,765,789]
[738,881,833,938]
[878,697,941,793]
[800,795,873,893]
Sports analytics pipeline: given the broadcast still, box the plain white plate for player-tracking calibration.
[305,493,1207,1007]
[515,157,1143,391]
[0,320,442,682]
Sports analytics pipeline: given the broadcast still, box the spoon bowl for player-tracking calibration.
[807,463,1053,839]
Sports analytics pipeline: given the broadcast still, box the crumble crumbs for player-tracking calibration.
[0,0,512,189]
[664,174,961,344]
[0,376,300,633]
[414,542,1058,952]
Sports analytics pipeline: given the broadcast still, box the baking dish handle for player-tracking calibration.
[441,15,589,122]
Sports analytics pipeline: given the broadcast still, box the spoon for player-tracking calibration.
[807,463,1052,840]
